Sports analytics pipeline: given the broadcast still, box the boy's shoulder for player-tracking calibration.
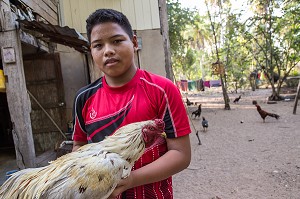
[138,69,180,96]
[75,77,103,99]
[139,69,174,86]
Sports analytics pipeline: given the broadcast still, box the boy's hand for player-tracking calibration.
[108,174,134,199]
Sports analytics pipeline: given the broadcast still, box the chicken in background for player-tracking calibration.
[186,97,194,106]
[252,100,280,122]
[0,120,165,199]
[233,95,241,103]
[202,117,208,132]
[191,104,202,119]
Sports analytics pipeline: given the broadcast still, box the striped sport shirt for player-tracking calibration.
[72,69,191,199]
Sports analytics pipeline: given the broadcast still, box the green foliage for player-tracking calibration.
[240,0,300,99]
[167,0,200,80]
[291,69,299,76]
[167,0,196,56]
[182,48,197,79]
[166,0,300,98]
[221,12,252,90]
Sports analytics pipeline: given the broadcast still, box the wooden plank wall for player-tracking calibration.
[23,54,66,153]
[20,0,58,25]
[60,0,160,33]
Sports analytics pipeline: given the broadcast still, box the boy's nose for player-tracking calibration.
[104,44,115,56]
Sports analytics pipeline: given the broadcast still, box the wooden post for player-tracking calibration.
[0,7,36,168]
[158,0,174,82]
[293,79,300,114]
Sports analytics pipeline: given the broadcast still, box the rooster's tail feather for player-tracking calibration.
[268,113,280,119]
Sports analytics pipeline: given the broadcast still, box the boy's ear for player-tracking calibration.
[132,35,138,51]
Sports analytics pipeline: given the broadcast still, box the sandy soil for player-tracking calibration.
[173,88,300,199]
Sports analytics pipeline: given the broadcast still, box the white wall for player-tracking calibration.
[59,0,160,33]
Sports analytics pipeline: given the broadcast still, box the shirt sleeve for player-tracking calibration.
[72,91,88,142]
[72,116,88,142]
[158,78,191,138]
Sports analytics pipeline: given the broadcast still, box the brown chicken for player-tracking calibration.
[252,100,280,122]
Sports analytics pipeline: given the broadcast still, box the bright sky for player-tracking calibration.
[177,0,204,10]
[178,0,248,10]
[178,0,251,20]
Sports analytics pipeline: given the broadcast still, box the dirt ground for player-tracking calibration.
[173,88,300,199]
[1,88,299,198]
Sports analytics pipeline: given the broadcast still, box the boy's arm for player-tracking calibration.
[72,141,87,152]
[108,134,191,198]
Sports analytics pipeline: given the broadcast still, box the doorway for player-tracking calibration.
[0,63,16,185]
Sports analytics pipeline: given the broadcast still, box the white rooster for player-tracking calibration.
[0,119,165,199]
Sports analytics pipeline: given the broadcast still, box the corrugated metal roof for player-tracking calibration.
[17,19,90,53]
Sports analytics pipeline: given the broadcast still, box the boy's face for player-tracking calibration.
[90,22,138,80]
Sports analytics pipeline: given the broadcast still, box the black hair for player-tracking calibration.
[86,9,134,43]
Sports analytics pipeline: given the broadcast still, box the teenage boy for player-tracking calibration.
[72,9,191,199]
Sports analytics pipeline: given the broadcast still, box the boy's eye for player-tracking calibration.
[92,44,103,49]
[114,39,123,44]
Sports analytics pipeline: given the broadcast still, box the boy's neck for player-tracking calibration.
[105,66,138,87]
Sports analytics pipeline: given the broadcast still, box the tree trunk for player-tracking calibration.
[235,81,238,93]
[205,1,230,110]
[293,79,300,114]
[158,0,174,81]
[269,87,283,101]
[220,75,231,110]
[250,76,256,91]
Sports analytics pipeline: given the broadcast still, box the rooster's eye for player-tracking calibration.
[149,127,154,131]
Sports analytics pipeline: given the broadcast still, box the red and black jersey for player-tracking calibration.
[72,69,191,199]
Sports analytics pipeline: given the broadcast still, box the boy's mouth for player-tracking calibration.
[104,58,118,66]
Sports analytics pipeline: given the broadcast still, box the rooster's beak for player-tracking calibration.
[161,132,167,139]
